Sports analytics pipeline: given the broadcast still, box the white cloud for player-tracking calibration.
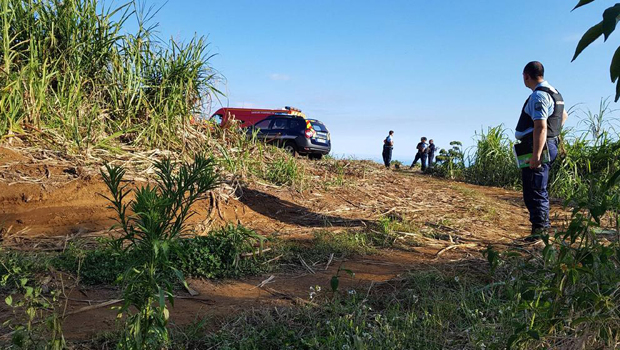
[269,73,291,81]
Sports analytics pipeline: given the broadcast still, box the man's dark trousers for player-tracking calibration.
[521,138,558,231]
[382,146,392,168]
[411,153,427,171]
[428,152,435,168]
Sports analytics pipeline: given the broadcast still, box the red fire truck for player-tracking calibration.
[209,106,305,128]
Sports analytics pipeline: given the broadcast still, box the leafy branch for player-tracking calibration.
[572,1,620,101]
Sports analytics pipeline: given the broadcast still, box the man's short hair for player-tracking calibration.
[523,61,544,79]
[389,130,394,134]
[421,137,427,141]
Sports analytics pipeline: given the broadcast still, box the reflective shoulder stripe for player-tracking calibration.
[556,101,564,105]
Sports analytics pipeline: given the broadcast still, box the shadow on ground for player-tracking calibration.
[239,187,374,228]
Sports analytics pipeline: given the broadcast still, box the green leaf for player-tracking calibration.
[507,334,520,349]
[572,22,604,61]
[5,295,12,306]
[163,308,170,322]
[602,4,620,40]
[342,269,355,277]
[26,307,35,319]
[572,317,591,326]
[573,0,596,11]
[158,288,165,309]
[330,276,339,293]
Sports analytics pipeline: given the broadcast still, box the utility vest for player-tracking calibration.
[384,136,393,148]
[516,86,564,140]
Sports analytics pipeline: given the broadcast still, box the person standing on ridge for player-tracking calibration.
[427,139,436,168]
[382,130,394,168]
[515,61,568,240]
[410,137,428,171]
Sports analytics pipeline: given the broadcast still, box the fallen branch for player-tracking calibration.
[263,254,283,265]
[325,253,334,270]
[184,284,200,296]
[62,299,122,318]
[298,255,316,274]
[434,243,478,259]
[253,275,275,289]
[262,287,319,307]
[241,247,272,258]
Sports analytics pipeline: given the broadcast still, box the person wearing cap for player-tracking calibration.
[382,130,394,168]
[427,139,436,168]
[516,61,568,240]
[410,137,428,171]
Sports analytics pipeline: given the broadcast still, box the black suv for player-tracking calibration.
[248,115,331,159]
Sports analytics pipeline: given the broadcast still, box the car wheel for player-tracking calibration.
[283,141,298,156]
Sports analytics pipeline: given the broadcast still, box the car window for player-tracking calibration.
[290,119,304,129]
[211,114,223,125]
[271,119,289,130]
[254,119,271,130]
[311,122,327,132]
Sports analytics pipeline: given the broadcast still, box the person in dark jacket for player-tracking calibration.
[382,130,394,168]
[410,137,428,171]
[427,139,436,168]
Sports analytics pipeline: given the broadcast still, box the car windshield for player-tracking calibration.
[311,122,327,132]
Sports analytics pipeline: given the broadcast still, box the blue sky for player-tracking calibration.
[143,0,617,161]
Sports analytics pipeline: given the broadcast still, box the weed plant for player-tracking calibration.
[0,249,51,289]
[102,154,219,349]
[52,243,131,285]
[175,224,268,279]
[1,250,66,349]
[432,141,466,180]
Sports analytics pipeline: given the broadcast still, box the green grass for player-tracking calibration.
[260,148,307,189]
[50,225,274,285]
[465,125,521,189]
[165,270,517,350]
[276,230,377,266]
[276,219,424,267]
[1,0,219,151]
[431,102,620,207]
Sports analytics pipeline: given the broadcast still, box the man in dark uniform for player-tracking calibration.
[410,137,428,171]
[515,61,568,239]
[382,130,394,168]
[427,139,436,168]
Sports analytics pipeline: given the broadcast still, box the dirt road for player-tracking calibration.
[0,146,568,340]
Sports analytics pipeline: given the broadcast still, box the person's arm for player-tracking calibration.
[561,110,568,127]
[529,120,547,168]
[527,92,552,169]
